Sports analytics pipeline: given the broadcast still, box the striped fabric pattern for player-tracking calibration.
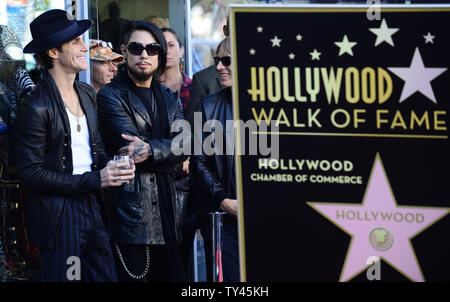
[39,194,117,282]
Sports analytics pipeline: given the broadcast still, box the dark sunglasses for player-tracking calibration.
[214,56,231,67]
[127,42,161,56]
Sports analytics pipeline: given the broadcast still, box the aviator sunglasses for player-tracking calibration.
[214,56,231,67]
[127,42,161,56]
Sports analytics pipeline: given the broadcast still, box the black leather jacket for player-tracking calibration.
[14,72,108,249]
[97,73,187,245]
[192,87,235,214]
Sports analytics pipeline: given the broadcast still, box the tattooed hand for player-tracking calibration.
[118,134,153,164]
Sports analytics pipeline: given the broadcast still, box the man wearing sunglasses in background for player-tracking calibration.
[97,20,188,282]
[192,37,240,282]
[89,39,124,93]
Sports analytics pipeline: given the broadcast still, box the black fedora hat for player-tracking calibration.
[23,9,91,53]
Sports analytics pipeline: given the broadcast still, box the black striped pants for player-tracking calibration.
[40,194,117,282]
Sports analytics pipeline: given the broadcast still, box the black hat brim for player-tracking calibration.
[23,19,92,54]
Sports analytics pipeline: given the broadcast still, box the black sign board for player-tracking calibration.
[231,5,450,282]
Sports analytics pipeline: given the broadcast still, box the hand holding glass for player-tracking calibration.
[113,155,133,183]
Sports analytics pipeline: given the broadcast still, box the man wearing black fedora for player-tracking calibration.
[14,9,135,282]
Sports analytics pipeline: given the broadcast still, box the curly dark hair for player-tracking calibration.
[37,45,63,70]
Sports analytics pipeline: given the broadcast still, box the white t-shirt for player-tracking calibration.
[66,108,93,175]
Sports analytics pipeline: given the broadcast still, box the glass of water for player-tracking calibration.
[113,155,131,183]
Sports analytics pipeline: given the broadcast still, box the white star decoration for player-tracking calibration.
[334,35,357,56]
[288,53,295,60]
[257,26,263,33]
[310,49,321,61]
[423,32,435,44]
[249,48,256,55]
[270,35,282,47]
[369,18,399,47]
[296,34,302,41]
[388,48,447,104]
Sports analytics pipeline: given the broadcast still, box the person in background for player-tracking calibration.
[160,27,196,280]
[185,62,221,127]
[0,24,23,130]
[13,68,36,100]
[185,16,230,127]
[89,39,124,93]
[160,28,191,114]
[15,9,135,282]
[145,16,170,29]
[99,1,129,54]
[185,15,229,282]
[192,37,240,282]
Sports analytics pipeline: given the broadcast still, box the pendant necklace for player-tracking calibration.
[64,101,81,132]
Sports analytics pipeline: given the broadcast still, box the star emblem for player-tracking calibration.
[296,34,302,41]
[334,35,357,56]
[423,32,435,44]
[369,18,399,47]
[257,26,263,33]
[249,48,256,55]
[310,49,321,61]
[270,35,282,47]
[308,154,449,282]
[388,47,447,103]
[288,53,295,60]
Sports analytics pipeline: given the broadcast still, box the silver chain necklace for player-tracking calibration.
[114,242,150,280]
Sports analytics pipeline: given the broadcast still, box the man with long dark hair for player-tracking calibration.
[97,20,188,282]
